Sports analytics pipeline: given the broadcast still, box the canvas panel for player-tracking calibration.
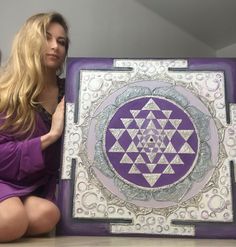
[57,58,236,238]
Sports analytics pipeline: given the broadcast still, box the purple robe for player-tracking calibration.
[0,78,64,202]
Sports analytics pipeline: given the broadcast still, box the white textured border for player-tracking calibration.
[61,59,235,236]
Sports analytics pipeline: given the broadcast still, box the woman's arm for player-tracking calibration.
[40,97,65,150]
[0,97,65,181]
[0,134,44,181]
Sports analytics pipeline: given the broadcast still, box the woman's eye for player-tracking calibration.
[46,35,52,41]
[46,32,51,39]
[58,39,66,46]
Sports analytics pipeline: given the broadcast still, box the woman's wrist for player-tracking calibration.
[40,132,60,150]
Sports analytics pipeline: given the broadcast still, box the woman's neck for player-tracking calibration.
[38,71,59,114]
[44,70,57,88]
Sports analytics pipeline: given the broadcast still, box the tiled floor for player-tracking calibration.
[2,236,236,247]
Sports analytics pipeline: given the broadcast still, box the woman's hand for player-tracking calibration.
[40,97,65,150]
[50,97,65,139]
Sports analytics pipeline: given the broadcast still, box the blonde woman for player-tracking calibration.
[0,12,69,242]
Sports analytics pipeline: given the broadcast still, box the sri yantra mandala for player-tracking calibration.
[57,58,236,238]
[105,96,198,189]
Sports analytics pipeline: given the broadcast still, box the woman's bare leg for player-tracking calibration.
[0,197,29,242]
[23,196,60,236]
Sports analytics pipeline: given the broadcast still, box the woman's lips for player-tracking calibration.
[47,54,60,59]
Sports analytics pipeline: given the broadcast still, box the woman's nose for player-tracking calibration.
[50,38,58,49]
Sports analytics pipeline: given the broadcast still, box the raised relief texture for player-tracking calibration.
[57,58,236,238]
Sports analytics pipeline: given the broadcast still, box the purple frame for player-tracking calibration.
[56,58,236,238]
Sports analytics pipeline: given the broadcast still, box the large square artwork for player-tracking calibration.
[57,58,236,238]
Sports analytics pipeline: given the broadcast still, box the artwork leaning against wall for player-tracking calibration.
[56,57,236,239]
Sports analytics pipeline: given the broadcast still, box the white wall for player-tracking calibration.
[216,43,236,57]
[0,0,215,64]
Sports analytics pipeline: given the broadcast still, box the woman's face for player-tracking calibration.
[42,22,67,72]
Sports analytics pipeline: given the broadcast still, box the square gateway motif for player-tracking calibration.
[57,58,236,238]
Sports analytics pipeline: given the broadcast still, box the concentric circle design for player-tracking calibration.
[104,96,199,189]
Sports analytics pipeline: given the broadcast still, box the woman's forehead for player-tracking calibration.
[47,22,66,38]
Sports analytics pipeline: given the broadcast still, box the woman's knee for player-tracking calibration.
[0,197,29,242]
[24,197,60,235]
[39,201,61,228]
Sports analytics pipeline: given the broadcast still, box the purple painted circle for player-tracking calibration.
[104,96,198,189]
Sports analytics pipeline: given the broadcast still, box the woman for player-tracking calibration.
[0,12,69,242]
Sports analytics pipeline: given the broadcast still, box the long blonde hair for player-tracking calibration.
[0,12,69,138]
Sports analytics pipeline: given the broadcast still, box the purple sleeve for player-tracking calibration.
[0,133,45,181]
